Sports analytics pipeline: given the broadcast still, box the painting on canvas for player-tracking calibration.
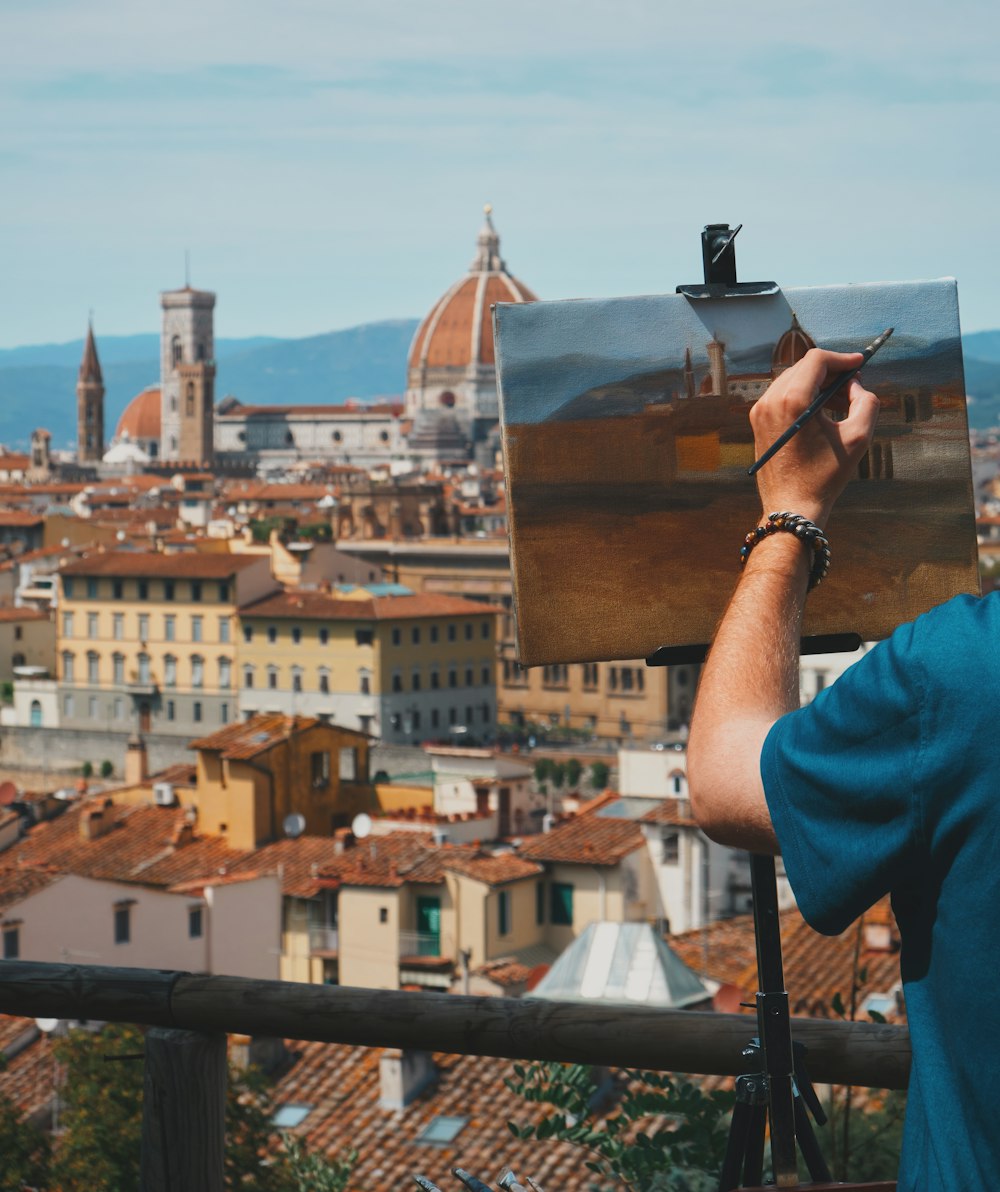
[494,279,978,666]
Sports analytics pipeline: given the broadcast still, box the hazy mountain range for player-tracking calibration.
[3,321,1000,449]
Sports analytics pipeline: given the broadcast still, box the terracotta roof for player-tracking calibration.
[0,1017,56,1120]
[227,836,345,898]
[518,814,645,867]
[189,713,325,759]
[0,511,44,528]
[240,589,499,622]
[671,897,905,1022]
[0,606,49,623]
[115,386,161,441]
[0,798,249,890]
[0,454,30,471]
[218,403,403,418]
[0,866,61,911]
[59,550,264,578]
[272,1041,621,1190]
[441,852,543,886]
[638,799,699,828]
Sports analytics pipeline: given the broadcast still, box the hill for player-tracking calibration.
[0,319,420,448]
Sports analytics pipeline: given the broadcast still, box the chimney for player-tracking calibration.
[378,1048,436,1110]
[79,799,115,841]
[124,733,149,786]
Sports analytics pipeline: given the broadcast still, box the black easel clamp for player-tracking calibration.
[676,224,778,301]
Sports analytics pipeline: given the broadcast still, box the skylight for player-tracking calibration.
[272,1103,313,1129]
[417,1115,469,1145]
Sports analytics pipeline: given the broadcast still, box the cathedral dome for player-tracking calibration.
[407,207,536,375]
[772,316,815,371]
[115,386,161,442]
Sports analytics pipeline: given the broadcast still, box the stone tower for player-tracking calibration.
[76,321,105,463]
[160,286,216,464]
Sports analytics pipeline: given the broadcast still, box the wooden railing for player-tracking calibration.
[0,960,912,1190]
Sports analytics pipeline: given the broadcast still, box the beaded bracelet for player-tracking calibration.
[739,511,831,591]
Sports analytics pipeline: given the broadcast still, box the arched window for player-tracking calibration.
[243,665,255,690]
[191,655,204,689]
[163,655,177,688]
[11,652,24,668]
[29,700,42,728]
[171,335,182,366]
[186,382,195,416]
[137,653,151,684]
[62,651,75,684]
[219,657,231,689]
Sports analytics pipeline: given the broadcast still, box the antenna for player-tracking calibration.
[184,249,191,288]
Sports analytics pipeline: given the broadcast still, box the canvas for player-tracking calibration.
[494,279,979,666]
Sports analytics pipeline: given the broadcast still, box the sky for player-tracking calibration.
[4,0,1000,348]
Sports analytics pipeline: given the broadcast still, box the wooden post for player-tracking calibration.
[140,1028,226,1192]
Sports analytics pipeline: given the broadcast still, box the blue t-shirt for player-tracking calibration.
[762,592,1000,1191]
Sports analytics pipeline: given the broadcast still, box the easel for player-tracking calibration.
[646,226,894,1191]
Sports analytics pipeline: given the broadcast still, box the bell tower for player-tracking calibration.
[76,320,105,463]
[160,286,216,464]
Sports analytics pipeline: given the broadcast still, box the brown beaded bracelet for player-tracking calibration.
[739,511,831,591]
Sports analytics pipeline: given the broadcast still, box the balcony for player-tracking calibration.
[125,678,159,696]
[308,925,339,954]
[398,930,454,961]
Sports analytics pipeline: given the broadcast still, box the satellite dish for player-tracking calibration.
[283,813,306,839]
[116,530,126,541]
[351,813,372,839]
[0,781,17,805]
[35,1018,59,1034]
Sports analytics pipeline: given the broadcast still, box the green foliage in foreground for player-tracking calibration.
[0,1090,51,1191]
[506,1062,734,1191]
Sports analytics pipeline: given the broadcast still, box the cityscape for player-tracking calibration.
[4,0,1000,1180]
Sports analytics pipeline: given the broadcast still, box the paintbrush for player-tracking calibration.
[747,326,894,477]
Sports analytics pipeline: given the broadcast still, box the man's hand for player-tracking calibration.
[750,349,880,528]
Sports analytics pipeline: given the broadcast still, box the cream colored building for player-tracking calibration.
[57,550,276,736]
[237,585,499,745]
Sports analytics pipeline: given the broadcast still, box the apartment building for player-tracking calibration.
[57,550,277,737]
[237,585,499,745]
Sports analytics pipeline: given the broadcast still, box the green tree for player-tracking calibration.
[589,761,610,790]
[100,759,114,778]
[281,1134,356,1191]
[567,757,583,787]
[0,1090,51,1191]
[534,758,552,784]
[507,1061,734,1191]
[550,761,567,789]
[81,761,93,779]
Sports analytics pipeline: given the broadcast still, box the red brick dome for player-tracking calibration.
[115,386,161,441]
[408,208,536,374]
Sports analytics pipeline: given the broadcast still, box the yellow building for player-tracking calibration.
[57,551,277,736]
[337,539,698,740]
[237,585,499,746]
[188,713,376,850]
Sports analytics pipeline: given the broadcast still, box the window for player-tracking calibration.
[220,702,230,724]
[390,713,401,731]
[355,628,373,646]
[164,655,177,687]
[481,665,491,685]
[191,581,202,602]
[319,669,330,694]
[113,613,124,640]
[88,695,98,719]
[186,381,195,415]
[272,1104,313,1130]
[411,626,421,645]
[138,580,149,601]
[550,882,574,926]
[112,580,123,600]
[267,626,277,644]
[311,751,330,788]
[319,628,329,645]
[191,656,204,689]
[379,907,389,924]
[3,927,19,960]
[498,889,511,937]
[164,614,176,641]
[164,580,175,601]
[536,881,545,926]
[465,666,474,687]
[62,652,75,683]
[412,669,421,692]
[137,653,151,683]
[171,334,182,365]
[243,625,253,644]
[431,708,439,728]
[391,627,401,646]
[219,657,232,689]
[63,693,75,718]
[84,577,97,598]
[219,617,230,643]
[193,701,202,723]
[582,663,599,689]
[191,616,203,643]
[167,700,176,721]
[430,668,440,690]
[29,700,42,727]
[87,652,99,684]
[87,612,99,638]
[63,578,75,598]
[292,627,302,645]
[465,623,473,641]
[268,667,278,691]
[392,672,403,693]
[448,668,457,689]
[113,696,124,720]
[430,625,439,644]
[417,1116,468,1146]
[114,905,132,945]
[244,666,255,690]
[359,673,370,695]
[188,906,204,939]
[481,621,490,639]
[217,583,229,602]
[447,625,456,643]
[339,747,358,780]
[292,668,303,694]
[661,832,680,865]
[62,611,73,637]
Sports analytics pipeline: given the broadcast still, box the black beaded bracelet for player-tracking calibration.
[739,511,831,591]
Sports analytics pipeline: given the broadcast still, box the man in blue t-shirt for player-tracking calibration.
[688,348,989,1189]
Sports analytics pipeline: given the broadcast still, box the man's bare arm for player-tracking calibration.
[687,349,880,852]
